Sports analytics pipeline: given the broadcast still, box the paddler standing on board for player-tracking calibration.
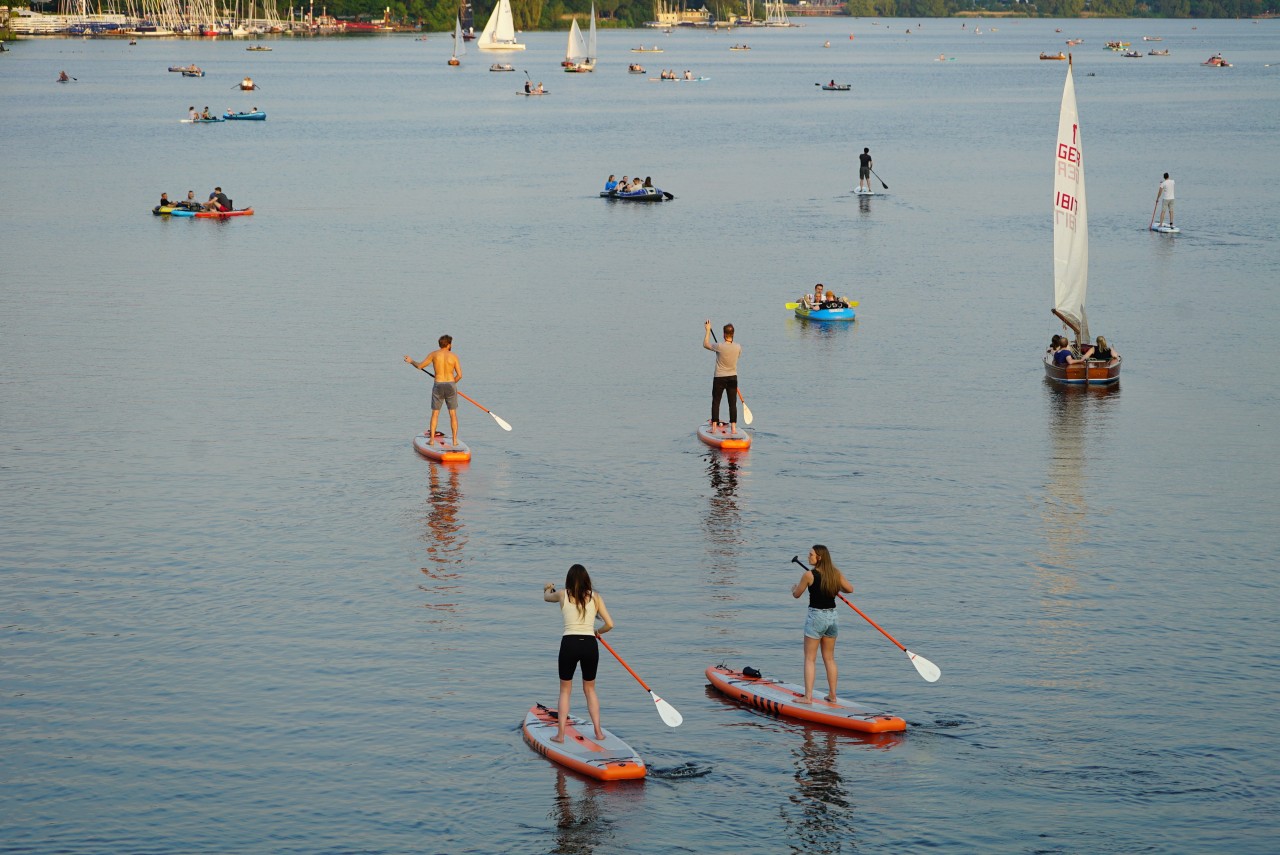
[544,564,614,743]
[404,335,463,448]
[703,321,741,436]
[792,545,855,704]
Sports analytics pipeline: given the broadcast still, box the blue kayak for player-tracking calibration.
[794,305,856,322]
[224,111,266,120]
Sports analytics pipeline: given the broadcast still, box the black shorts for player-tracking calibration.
[558,634,599,682]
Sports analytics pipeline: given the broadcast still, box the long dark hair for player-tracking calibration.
[565,564,593,620]
[811,545,841,598]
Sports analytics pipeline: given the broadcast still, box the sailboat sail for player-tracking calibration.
[588,4,597,63]
[477,0,524,50]
[452,16,465,58]
[1053,59,1089,344]
[565,18,586,63]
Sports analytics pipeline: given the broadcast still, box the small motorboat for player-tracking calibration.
[600,187,670,202]
[818,82,851,90]
[1123,50,1142,58]
[1148,49,1170,56]
[1202,54,1231,67]
[1143,36,1163,41]
[1066,38,1084,46]
[223,110,266,120]
[1040,52,1066,60]
[489,63,515,72]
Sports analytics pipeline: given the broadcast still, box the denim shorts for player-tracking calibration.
[804,608,838,639]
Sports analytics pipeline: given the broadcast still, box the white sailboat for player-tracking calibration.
[477,0,524,51]
[1044,56,1121,386]
[563,5,596,72]
[449,16,464,65]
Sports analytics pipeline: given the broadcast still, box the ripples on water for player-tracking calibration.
[3,17,1279,854]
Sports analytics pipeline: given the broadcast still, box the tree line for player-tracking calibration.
[344,0,1277,31]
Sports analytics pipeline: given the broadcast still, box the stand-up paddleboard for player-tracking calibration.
[1150,224,1180,233]
[853,187,879,196]
[706,665,906,733]
[697,422,750,450]
[522,704,647,781]
[413,431,471,463]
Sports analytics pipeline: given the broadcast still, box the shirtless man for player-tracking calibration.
[404,335,463,447]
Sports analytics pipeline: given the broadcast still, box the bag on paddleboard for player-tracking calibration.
[742,666,762,679]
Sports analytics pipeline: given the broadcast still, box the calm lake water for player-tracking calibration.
[3,16,1279,854]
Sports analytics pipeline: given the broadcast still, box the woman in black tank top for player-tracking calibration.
[791,545,854,704]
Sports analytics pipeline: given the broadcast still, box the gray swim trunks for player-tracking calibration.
[431,382,458,411]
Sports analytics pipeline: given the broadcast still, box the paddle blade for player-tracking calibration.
[906,649,941,682]
[741,402,754,425]
[652,691,683,727]
[848,301,859,307]
[784,302,799,309]
[489,411,513,431]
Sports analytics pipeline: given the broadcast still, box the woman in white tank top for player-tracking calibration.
[544,564,614,743]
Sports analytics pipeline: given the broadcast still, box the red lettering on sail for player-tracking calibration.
[1056,192,1077,213]
[1057,143,1081,165]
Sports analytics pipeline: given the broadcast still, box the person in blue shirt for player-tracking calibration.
[603,174,617,192]
[1052,338,1081,367]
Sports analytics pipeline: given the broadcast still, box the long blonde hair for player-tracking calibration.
[565,564,593,620]
[811,545,842,598]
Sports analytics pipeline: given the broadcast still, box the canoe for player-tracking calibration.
[223,111,266,120]
[697,422,750,450]
[820,83,851,90]
[521,704,646,782]
[706,665,907,733]
[794,305,856,322]
[600,187,668,201]
[412,431,471,463]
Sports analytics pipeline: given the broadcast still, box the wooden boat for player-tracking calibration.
[1044,57,1121,387]
[476,0,524,51]
[1040,52,1066,60]
[239,77,258,90]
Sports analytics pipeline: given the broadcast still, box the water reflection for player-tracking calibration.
[1033,381,1121,689]
[785,316,858,343]
[546,769,642,855]
[704,453,747,639]
[417,464,466,620]
[783,728,853,854]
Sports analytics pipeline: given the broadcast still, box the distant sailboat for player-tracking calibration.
[564,5,596,72]
[477,0,524,51]
[449,16,464,65]
[1044,56,1121,386]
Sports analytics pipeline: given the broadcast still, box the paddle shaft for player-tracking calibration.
[595,633,652,692]
[413,364,510,427]
[790,555,906,651]
[870,168,888,190]
[1150,191,1161,227]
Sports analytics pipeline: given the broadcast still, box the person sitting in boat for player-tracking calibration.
[642,177,654,189]
[801,284,827,310]
[535,82,545,94]
[604,175,618,193]
[1052,339,1082,367]
[178,190,199,210]
[830,79,836,87]
[241,77,254,89]
[683,69,693,80]
[201,106,212,120]
[159,192,171,208]
[1088,336,1118,363]
[524,80,532,93]
[203,187,231,213]
[188,105,199,122]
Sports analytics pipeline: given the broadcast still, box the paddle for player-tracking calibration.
[790,556,941,682]
[409,363,513,431]
[1149,192,1161,229]
[709,328,751,424]
[870,168,888,190]
[595,633,683,727]
[663,191,675,200]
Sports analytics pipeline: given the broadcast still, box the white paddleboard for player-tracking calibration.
[521,703,646,781]
[853,188,880,196]
[1150,224,1180,233]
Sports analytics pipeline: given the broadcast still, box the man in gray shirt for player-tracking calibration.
[703,320,742,435]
